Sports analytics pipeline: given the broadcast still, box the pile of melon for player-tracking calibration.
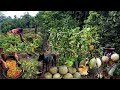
[44,65,81,79]
[101,53,119,62]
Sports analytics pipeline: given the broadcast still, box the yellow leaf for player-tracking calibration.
[78,65,89,75]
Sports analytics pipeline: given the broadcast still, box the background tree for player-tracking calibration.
[85,11,120,54]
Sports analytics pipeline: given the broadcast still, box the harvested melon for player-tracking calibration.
[111,53,119,62]
[89,58,97,69]
[44,72,52,79]
[59,65,68,75]
[68,67,76,74]
[89,58,101,69]
[102,56,109,63]
[63,73,73,79]
[49,67,58,74]
[96,58,102,68]
[53,73,61,79]
[73,72,81,79]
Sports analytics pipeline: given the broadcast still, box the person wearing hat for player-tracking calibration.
[103,44,118,79]
[104,44,116,57]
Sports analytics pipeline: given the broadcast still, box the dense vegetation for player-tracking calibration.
[0,11,120,78]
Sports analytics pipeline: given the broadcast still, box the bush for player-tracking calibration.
[19,58,40,79]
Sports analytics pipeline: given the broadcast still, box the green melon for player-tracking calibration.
[58,65,68,75]
[49,67,58,74]
[53,73,61,79]
[44,72,52,79]
[89,58,97,69]
[73,72,81,79]
[63,73,73,79]
[68,67,76,74]
[111,53,119,61]
[102,56,109,63]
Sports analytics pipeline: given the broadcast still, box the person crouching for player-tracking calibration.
[103,44,119,79]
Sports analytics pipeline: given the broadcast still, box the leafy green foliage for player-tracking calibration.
[49,27,101,65]
[35,11,78,65]
[35,11,79,34]
[49,27,80,65]
[85,11,120,54]
[35,11,101,66]
[0,31,43,53]
[18,58,40,79]
[85,11,120,76]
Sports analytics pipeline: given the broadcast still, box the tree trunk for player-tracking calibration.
[41,32,50,52]
[35,25,37,34]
